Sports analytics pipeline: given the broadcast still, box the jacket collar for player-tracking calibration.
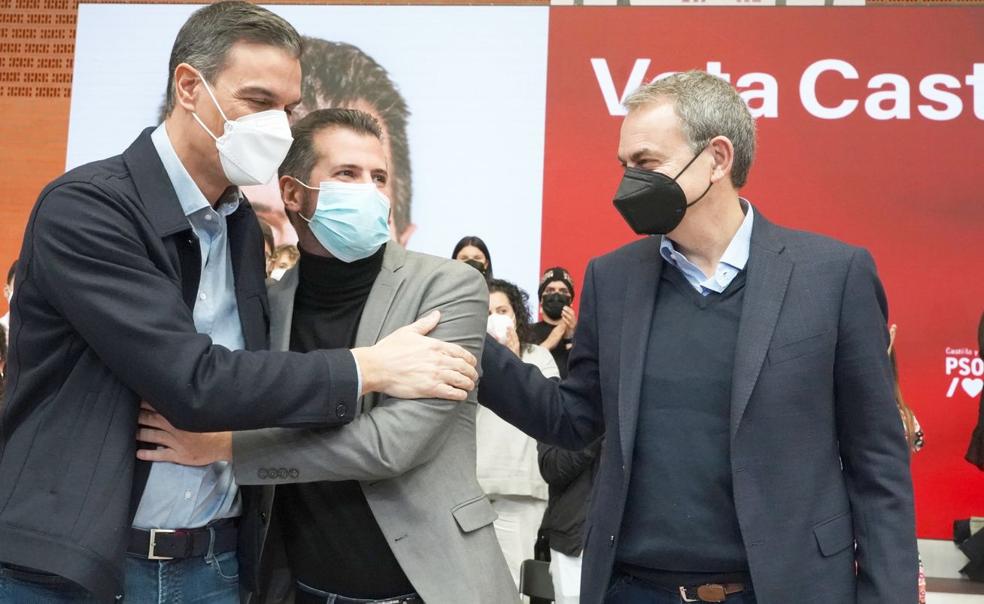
[267,243,408,352]
[122,128,192,238]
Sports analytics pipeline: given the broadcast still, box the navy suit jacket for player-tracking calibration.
[479,212,917,604]
[0,128,357,601]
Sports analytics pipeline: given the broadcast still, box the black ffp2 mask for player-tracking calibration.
[612,151,712,235]
[541,292,570,321]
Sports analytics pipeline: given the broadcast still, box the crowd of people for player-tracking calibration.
[2,2,981,604]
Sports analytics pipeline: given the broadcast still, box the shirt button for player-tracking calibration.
[199,293,207,301]
[204,214,213,221]
[184,490,191,500]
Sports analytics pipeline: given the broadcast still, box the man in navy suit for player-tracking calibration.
[479,71,917,604]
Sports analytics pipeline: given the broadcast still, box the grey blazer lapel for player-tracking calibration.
[355,243,408,349]
[730,214,792,441]
[267,265,300,352]
[618,237,663,478]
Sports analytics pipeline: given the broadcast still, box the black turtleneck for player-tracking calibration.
[277,244,416,599]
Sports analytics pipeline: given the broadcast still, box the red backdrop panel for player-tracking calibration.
[540,6,984,539]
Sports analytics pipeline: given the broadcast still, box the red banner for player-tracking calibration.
[540,6,984,539]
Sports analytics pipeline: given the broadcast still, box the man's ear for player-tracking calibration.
[173,63,202,114]
[708,135,735,185]
[280,175,302,215]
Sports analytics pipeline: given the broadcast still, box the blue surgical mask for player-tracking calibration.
[293,178,391,263]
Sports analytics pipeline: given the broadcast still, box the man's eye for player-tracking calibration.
[373,174,388,185]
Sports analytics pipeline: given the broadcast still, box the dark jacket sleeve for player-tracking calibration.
[832,248,918,604]
[479,260,604,450]
[537,438,602,490]
[28,180,357,432]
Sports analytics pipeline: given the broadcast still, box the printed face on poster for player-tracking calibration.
[67,4,550,309]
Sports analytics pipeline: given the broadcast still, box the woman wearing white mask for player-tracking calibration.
[481,278,559,591]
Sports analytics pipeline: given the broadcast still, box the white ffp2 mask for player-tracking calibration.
[191,75,293,186]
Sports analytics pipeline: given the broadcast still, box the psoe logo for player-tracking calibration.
[945,347,983,398]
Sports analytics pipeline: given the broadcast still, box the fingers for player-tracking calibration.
[436,383,469,401]
[440,354,478,384]
[432,340,477,367]
[439,367,476,393]
[138,409,174,431]
[408,310,441,335]
[140,401,154,411]
[137,427,173,448]
[137,447,178,463]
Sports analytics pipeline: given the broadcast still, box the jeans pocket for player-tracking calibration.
[206,550,239,583]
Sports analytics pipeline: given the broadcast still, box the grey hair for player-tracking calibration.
[624,70,756,188]
[163,1,302,117]
[279,108,384,183]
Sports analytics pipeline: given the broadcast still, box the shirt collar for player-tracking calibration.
[150,123,240,218]
[659,200,754,290]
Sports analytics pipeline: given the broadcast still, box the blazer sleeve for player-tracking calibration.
[537,437,602,490]
[231,262,489,484]
[832,248,918,604]
[28,180,357,431]
[478,260,605,450]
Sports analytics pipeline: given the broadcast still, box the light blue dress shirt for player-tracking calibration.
[659,201,754,296]
[133,124,245,529]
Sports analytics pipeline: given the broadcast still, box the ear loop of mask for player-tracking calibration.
[671,147,714,209]
[189,72,230,142]
[289,176,320,224]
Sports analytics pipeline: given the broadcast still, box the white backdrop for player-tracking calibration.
[67,4,550,309]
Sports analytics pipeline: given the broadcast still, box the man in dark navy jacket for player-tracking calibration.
[479,71,918,604]
[0,3,476,602]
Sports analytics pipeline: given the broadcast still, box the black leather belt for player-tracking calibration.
[127,518,238,560]
[295,581,422,604]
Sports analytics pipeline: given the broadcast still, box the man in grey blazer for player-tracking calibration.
[139,108,517,604]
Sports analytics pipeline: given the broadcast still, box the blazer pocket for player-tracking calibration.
[813,511,854,557]
[451,494,498,533]
[768,330,832,367]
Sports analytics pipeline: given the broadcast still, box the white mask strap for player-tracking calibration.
[290,176,318,223]
[190,71,229,141]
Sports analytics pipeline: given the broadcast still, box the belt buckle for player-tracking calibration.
[148,528,176,560]
[679,586,699,603]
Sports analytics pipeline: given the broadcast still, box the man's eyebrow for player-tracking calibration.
[629,148,657,165]
[234,86,277,100]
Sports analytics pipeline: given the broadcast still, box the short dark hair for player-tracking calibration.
[297,38,412,237]
[6,260,16,285]
[488,278,535,349]
[163,1,302,117]
[452,236,493,279]
[279,108,384,183]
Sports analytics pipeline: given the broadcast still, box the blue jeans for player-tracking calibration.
[0,551,239,603]
[122,550,240,603]
[605,573,757,604]
[0,565,97,603]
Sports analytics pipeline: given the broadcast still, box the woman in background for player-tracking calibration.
[480,278,557,589]
[452,235,493,279]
